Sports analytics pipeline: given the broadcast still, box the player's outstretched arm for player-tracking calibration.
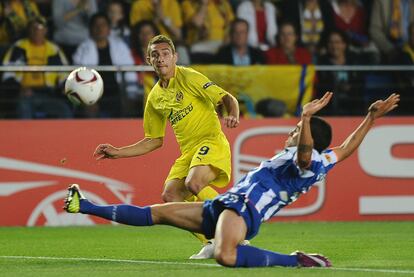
[332,93,400,163]
[221,93,240,128]
[297,92,333,168]
[93,138,164,160]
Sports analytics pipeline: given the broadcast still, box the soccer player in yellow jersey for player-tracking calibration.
[93,35,240,259]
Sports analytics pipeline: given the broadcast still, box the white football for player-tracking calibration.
[65,67,104,106]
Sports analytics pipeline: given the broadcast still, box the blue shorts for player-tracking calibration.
[201,192,262,240]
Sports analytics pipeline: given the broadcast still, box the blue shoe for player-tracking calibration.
[64,184,86,213]
[292,251,332,267]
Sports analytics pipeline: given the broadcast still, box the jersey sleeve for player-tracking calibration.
[186,68,228,105]
[292,148,338,175]
[318,149,338,172]
[143,94,167,138]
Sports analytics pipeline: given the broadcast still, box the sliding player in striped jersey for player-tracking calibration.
[66,92,399,268]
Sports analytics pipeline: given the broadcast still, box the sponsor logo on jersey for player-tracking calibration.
[169,103,193,125]
[324,154,331,163]
[203,81,215,89]
[176,91,183,102]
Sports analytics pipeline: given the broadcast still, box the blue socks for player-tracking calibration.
[235,245,298,267]
[80,200,153,226]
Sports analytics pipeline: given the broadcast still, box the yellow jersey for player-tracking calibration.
[144,66,228,153]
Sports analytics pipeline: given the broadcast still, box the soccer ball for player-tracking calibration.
[65,67,104,106]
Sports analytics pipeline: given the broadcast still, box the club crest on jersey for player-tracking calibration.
[176,91,183,102]
[203,81,215,89]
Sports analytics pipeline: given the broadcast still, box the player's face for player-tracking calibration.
[147,42,177,78]
[285,121,302,147]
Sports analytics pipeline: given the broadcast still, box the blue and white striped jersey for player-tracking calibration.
[229,146,338,222]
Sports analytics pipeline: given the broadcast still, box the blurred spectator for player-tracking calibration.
[130,20,159,67]
[255,98,287,117]
[52,0,98,63]
[316,29,364,115]
[106,0,130,44]
[129,20,160,117]
[236,0,277,51]
[129,0,190,65]
[369,0,414,63]
[1,16,71,119]
[182,0,234,62]
[215,18,265,65]
[95,0,131,13]
[265,21,312,64]
[0,0,40,51]
[397,22,414,65]
[278,0,333,58]
[73,12,138,118]
[130,0,182,42]
[34,0,52,20]
[329,0,380,64]
[330,0,369,47]
[395,21,414,114]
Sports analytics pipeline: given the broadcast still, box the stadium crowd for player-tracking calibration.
[0,0,412,119]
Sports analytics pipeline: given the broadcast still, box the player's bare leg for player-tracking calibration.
[150,202,204,232]
[162,165,221,203]
[162,177,215,257]
[214,209,247,266]
[64,184,204,233]
[185,165,220,196]
[213,207,330,267]
[162,178,192,202]
[186,165,250,259]
[185,165,224,259]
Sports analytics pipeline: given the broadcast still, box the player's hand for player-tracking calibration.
[368,93,400,120]
[224,115,239,128]
[93,143,120,160]
[302,91,333,117]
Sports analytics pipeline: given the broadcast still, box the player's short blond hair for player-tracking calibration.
[146,35,176,57]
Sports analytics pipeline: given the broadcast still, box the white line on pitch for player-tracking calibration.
[0,255,219,267]
[320,267,414,275]
[1,256,414,274]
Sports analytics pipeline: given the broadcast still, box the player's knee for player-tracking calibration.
[185,178,204,195]
[214,248,237,267]
[161,190,182,203]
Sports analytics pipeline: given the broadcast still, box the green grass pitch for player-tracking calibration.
[0,222,413,276]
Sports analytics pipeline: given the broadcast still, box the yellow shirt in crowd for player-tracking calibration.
[181,0,234,45]
[130,0,183,40]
